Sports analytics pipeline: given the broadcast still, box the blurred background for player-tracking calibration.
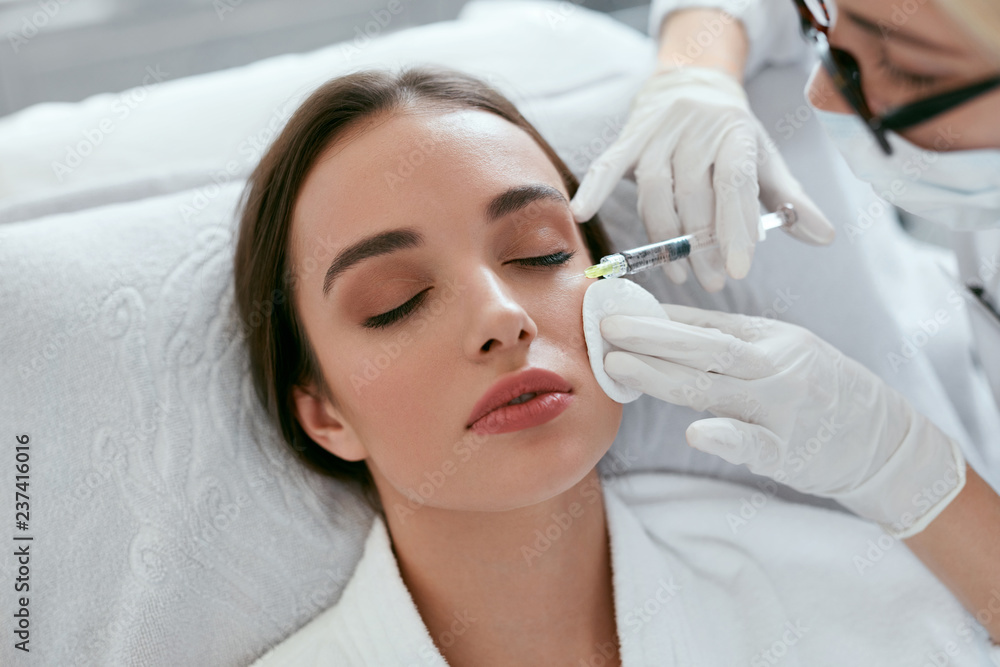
[0,0,651,117]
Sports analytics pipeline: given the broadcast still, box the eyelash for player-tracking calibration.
[877,52,940,90]
[362,250,576,330]
[514,250,576,268]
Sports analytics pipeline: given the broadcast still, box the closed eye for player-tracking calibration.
[362,250,576,330]
[877,52,940,90]
[363,288,431,330]
[510,250,576,268]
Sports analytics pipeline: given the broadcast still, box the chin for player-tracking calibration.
[494,426,614,511]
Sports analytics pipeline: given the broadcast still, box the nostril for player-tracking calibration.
[481,329,530,352]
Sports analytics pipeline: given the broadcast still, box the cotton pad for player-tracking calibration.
[582,277,669,403]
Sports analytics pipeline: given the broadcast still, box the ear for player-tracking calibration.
[291,384,368,462]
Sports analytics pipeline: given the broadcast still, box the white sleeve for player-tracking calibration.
[648,0,813,80]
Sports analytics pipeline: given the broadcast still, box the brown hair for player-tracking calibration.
[232,66,612,511]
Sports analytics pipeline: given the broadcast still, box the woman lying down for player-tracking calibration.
[233,66,1000,666]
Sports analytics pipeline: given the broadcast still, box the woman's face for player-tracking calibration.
[807,0,1000,150]
[289,107,623,513]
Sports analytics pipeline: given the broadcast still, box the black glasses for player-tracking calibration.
[792,0,1000,154]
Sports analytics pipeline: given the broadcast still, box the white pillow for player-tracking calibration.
[0,181,376,665]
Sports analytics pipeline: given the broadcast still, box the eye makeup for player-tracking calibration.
[361,250,577,330]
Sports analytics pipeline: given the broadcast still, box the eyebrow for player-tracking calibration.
[845,10,963,55]
[321,183,569,296]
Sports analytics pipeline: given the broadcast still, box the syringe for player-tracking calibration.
[583,204,798,279]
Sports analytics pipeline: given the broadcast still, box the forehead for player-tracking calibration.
[837,0,981,53]
[290,108,569,267]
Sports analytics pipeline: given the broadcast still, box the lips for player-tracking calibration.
[466,368,573,430]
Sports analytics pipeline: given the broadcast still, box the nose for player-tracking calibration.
[806,63,853,114]
[462,268,538,359]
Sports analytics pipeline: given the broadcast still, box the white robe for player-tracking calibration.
[251,471,1000,666]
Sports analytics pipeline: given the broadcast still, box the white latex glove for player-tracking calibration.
[599,303,966,539]
[570,67,835,292]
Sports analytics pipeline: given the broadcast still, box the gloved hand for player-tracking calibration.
[599,302,966,538]
[570,67,835,292]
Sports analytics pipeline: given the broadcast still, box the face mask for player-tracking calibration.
[806,71,1000,231]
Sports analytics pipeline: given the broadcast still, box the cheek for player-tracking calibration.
[537,272,619,418]
[904,94,1000,151]
[540,269,591,349]
[335,320,456,467]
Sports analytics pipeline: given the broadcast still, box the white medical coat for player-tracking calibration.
[250,472,1000,666]
[953,230,1000,412]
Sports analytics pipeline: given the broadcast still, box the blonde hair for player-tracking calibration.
[937,0,1000,62]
